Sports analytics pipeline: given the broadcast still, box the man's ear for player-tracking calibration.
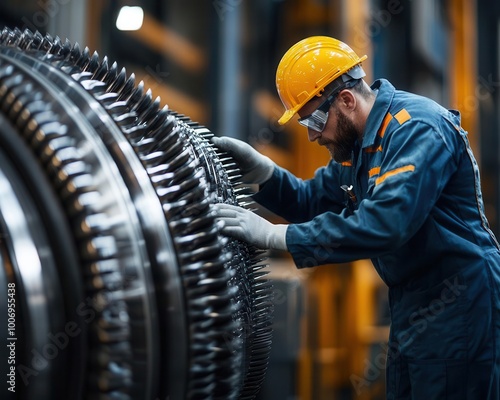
[337,89,357,111]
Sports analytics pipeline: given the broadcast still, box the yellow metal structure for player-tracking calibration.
[448,0,478,155]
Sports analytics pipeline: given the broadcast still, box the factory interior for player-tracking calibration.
[1,0,500,399]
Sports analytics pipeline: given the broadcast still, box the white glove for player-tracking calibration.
[214,203,288,250]
[211,136,275,185]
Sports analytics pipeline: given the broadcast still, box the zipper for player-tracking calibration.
[460,134,500,250]
[353,142,366,207]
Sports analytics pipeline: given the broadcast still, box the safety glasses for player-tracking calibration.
[298,79,359,132]
[297,92,338,132]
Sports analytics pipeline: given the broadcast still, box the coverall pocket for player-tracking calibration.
[394,273,468,360]
[407,359,467,399]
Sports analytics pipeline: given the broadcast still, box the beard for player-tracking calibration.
[322,109,360,163]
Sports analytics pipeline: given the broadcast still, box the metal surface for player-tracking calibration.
[0,27,273,400]
[0,122,66,399]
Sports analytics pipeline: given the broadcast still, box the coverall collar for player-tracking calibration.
[361,79,395,149]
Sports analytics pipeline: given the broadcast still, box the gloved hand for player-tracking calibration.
[214,203,288,250]
[211,136,275,185]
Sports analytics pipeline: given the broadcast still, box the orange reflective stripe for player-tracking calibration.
[368,166,381,178]
[375,165,415,185]
[364,145,383,153]
[394,108,411,125]
[341,161,353,167]
[378,112,393,138]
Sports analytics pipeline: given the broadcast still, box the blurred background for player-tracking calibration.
[0,0,499,399]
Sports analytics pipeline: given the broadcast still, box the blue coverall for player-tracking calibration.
[253,79,500,399]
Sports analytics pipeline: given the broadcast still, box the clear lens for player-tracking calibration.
[298,110,328,132]
[297,78,360,133]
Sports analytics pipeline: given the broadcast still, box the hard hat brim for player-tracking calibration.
[278,109,297,125]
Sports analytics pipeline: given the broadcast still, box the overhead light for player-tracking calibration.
[116,6,144,31]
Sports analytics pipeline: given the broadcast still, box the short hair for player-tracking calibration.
[350,79,372,98]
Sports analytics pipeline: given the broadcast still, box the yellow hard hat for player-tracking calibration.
[276,36,368,125]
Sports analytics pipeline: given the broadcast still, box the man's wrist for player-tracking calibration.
[268,224,288,251]
[257,161,275,188]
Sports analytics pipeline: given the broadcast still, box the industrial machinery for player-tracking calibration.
[0,27,273,400]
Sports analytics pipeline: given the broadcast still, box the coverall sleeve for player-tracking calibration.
[286,120,460,268]
[253,161,346,223]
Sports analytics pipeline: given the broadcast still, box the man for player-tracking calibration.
[213,36,500,399]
